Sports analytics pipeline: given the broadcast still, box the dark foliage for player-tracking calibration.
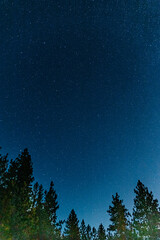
[0,148,160,240]
[132,180,160,240]
[64,209,80,240]
[107,193,130,240]
[98,223,106,240]
[80,219,87,240]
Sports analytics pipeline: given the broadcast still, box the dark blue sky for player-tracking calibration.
[1,0,160,228]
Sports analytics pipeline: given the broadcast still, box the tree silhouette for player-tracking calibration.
[86,224,92,240]
[97,223,106,240]
[44,181,60,239]
[80,219,87,240]
[5,148,34,239]
[132,180,160,240]
[1,147,160,240]
[64,209,80,240]
[92,227,97,240]
[107,193,130,240]
[44,181,59,225]
[0,149,10,239]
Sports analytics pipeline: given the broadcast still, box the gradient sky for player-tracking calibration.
[1,0,160,229]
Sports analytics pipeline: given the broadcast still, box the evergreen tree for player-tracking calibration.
[107,193,130,240]
[36,184,44,240]
[97,224,106,240]
[16,149,34,237]
[44,181,59,225]
[132,180,160,240]
[44,181,60,239]
[0,148,62,240]
[30,182,40,239]
[92,227,97,240]
[6,148,34,239]
[33,183,55,240]
[80,219,87,240]
[64,209,80,240]
[0,150,10,239]
[86,224,92,240]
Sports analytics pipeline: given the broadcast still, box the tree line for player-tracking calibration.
[0,148,160,240]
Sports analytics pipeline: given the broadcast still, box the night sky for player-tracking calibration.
[1,0,160,228]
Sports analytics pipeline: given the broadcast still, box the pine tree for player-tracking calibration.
[80,219,87,240]
[44,181,59,225]
[5,148,34,239]
[92,227,97,240]
[0,150,11,239]
[30,182,40,239]
[64,209,80,240]
[97,224,106,240]
[44,181,60,239]
[31,182,51,240]
[36,184,44,240]
[86,224,92,240]
[132,180,160,240]
[0,148,62,240]
[107,193,130,240]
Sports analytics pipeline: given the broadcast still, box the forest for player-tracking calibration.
[0,148,160,240]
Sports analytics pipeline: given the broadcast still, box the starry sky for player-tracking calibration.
[1,0,160,229]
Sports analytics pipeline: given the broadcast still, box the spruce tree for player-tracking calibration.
[97,224,106,240]
[107,193,130,240]
[80,219,87,240]
[0,148,62,240]
[92,227,97,240]
[36,184,44,239]
[0,150,10,239]
[64,209,80,240]
[30,182,40,239]
[86,224,92,240]
[44,181,59,225]
[132,180,160,240]
[6,148,34,239]
[31,183,51,240]
[44,181,60,239]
